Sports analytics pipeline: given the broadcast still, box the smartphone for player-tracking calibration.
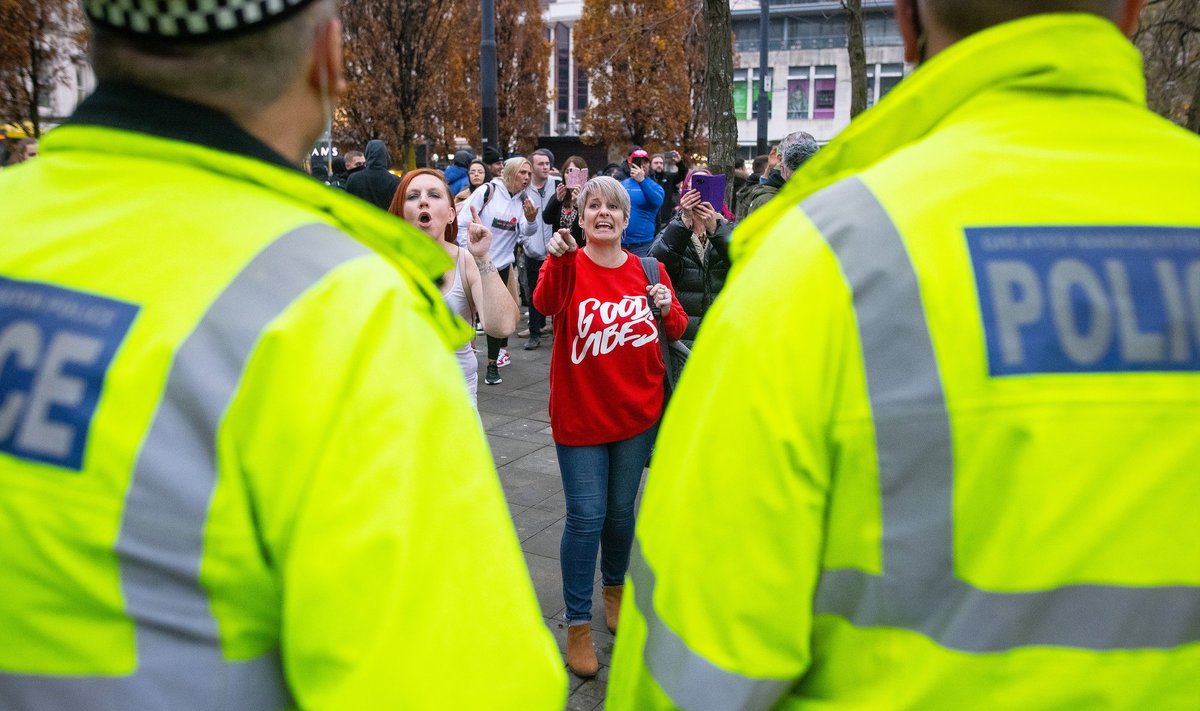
[691,174,726,213]
[566,166,588,189]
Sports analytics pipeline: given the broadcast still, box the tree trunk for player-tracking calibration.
[844,0,868,119]
[27,33,40,137]
[703,0,737,206]
[1189,69,1200,134]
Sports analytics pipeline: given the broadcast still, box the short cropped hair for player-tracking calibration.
[929,0,1121,39]
[751,154,769,176]
[779,131,820,179]
[89,0,337,118]
[576,176,630,225]
[531,148,555,165]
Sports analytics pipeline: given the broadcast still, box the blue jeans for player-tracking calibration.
[624,241,653,258]
[556,423,659,623]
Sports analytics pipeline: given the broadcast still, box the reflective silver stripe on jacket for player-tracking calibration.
[808,176,1200,652]
[630,542,793,711]
[0,224,369,709]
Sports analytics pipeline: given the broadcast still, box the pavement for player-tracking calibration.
[475,318,626,711]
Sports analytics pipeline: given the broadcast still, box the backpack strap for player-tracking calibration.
[640,256,687,399]
[640,255,672,356]
[639,256,660,288]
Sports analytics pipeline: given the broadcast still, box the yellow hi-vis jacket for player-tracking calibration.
[608,14,1200,711]
[0,95,565,710]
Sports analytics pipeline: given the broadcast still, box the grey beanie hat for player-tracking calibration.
[82,0,322,40]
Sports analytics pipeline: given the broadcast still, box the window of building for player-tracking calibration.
[555,23,570,133]
[787,66,808,119]
[736,68,775,120]
[750,67,773,120]
[866,63,904,107]
[787,65,836,120]
[574,63,588,120]
[813,65,836,119]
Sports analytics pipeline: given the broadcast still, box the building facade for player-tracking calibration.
[540,0,908,159]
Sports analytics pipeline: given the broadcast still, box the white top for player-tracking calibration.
[442,247,478,403]
[455,178,537,270]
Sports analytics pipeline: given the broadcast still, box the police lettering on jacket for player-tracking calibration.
[968,226,1200,374]
[0,277,138,469]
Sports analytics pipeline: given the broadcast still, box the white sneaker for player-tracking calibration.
[496,349,511,367]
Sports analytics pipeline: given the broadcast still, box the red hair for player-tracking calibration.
[390,168,458,244]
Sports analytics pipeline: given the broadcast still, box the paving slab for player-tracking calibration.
[480,313,631,710]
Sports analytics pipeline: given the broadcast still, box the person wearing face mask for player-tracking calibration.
[534,176,687,679]
[608,0,1200,709]
[457,156,538,384]
[0,1,566,708]
[389,169,518,404]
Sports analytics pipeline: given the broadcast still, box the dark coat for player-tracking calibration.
[734,169,786,222]
[542,187,585,246]
[653,160,687,232]
[346,140,401,210]
[649,217,732,344]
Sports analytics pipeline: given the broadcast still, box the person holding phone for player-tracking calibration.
[679,167,735,222]
[650,185,732,347]
[543,155,589,247]
[619,147,665,257]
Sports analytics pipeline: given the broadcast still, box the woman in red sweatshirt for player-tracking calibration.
[533,176,688,678]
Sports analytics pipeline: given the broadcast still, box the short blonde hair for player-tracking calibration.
[501,157,531,190]
[575,176,630,226]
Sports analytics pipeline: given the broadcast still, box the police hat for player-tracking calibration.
[82,0,322,40]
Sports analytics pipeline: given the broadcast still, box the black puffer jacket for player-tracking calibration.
[649,216,732,345]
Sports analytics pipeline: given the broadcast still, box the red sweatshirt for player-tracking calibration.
[533,249,688,446]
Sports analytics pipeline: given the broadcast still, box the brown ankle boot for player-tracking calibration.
[603,584,624,634]
[566,624,599,677]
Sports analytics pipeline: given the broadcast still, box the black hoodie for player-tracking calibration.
[346,139,402,210]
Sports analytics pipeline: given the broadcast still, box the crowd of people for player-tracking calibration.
[2,0,1198,709]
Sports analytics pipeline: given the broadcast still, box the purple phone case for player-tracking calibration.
[692,174,726,212]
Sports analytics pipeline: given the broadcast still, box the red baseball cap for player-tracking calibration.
[629,148,650,160]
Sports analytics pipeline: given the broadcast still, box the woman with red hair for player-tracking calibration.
[389,169,518,404]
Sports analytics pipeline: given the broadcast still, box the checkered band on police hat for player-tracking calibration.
[82,0,320,39]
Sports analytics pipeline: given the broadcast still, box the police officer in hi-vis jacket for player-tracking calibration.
[0,1,565,709]
[608,0,1200,709]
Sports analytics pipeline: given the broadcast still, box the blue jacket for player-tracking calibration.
[620,176,664,245]
[445,164,469,196]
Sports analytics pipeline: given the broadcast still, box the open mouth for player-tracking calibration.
[594,220,614,230]
[417,211,433,227]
